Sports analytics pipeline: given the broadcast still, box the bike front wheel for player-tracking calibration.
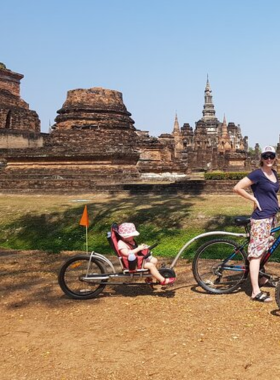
[58,255,107,299]
[192,239,248,294]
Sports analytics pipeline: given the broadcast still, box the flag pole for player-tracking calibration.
[85,224,88,254]
[79,205,90,254]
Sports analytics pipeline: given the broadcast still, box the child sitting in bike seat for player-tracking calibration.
[117,222,175,285]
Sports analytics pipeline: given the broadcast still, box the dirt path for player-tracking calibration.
[1,250,280,380]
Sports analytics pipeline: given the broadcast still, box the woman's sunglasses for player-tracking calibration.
[262,153,276,160]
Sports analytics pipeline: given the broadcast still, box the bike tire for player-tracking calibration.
[192,238,248,294]
[275,281,280,309]
[58,255,107,299]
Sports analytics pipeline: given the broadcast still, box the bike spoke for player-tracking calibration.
[192,239,248,294]
[58,256,107,299]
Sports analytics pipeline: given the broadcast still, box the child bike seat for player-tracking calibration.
[107,223,146,271]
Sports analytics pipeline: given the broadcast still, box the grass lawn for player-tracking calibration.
[0,192,258,259]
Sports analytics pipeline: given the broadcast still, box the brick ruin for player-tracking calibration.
[0,63,42,149]
[0,80,141,190]
[0,63,266,192]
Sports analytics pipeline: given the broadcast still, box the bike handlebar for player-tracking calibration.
[143,242,159,259]
[147,242,158,250]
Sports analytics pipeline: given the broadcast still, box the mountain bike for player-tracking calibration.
[192,216,280,302]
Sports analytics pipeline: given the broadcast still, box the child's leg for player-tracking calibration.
[143,257,175,285]
[149,257,158,265]
[143,261,165,283]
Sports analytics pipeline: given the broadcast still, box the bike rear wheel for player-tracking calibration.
[275,281,280,309]
[58,255,107,299]
[192,239,248,294]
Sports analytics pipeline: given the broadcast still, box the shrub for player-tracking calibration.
[204,172,249,180]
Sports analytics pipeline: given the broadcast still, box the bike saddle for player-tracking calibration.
[234,216,251,226]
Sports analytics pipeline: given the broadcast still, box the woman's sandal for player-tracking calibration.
[160,277,175,286]
[251,291,272,303]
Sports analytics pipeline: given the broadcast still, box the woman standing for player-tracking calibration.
[233,145,279,302]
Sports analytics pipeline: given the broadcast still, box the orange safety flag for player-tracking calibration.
[79,205,89,227]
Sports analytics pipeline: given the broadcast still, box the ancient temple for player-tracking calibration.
[156,77,249,173]
[0,71,143,190]
[0,64,255,192]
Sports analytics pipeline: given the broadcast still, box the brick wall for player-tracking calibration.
[0,176,239,194]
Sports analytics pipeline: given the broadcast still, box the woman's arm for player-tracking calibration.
[233,177,262,211]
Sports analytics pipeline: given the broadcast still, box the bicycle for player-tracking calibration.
[192,216,280,304]
[58,218,280,302]
[58,220,248,300]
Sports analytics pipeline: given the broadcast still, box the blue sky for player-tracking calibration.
[1,0,280,148]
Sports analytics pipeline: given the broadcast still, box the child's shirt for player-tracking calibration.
[117,239,136,256]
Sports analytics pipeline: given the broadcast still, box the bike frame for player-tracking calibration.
[173,224,280,273]
[85,250,152,283]
[261,224,280,265]
[170,230,248,269]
